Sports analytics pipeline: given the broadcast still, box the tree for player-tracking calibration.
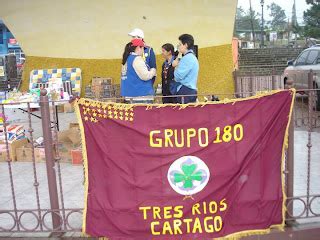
[234,7,260,37]
[306,0,320,4]
[304,1,320,38]
[267,3,287,32]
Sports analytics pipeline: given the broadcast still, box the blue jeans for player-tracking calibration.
[176,85,197,104]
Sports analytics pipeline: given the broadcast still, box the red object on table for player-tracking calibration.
[71,149,82,165]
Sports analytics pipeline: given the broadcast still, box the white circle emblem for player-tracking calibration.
[167,156,210,196]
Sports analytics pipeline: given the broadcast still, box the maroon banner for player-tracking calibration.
[76,90,295,239]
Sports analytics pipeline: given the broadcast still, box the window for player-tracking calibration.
[296,51,309,65]
[306,50,319,65]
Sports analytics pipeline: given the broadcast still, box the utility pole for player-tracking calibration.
[260,0,265,48]
[249,0,256,47]
[292,0,297,47]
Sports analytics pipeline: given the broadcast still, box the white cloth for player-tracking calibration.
[132,56,156,81]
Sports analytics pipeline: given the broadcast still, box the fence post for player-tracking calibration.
[233,70,239,97]
[286,117,294,224]
[308,70,314,90]
[271,69,276,90]
[249,70,254,96]
[306,70,314,217]
[40,89,61,233]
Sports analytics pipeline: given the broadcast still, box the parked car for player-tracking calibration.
[283,46,320,109]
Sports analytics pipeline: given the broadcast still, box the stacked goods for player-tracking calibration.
[63,102,74,113]
[113,84,121,98]
[14,123,83,163]
[69,123,83,165]
[85,77,121,101]
[16,144,33,162]
[34,148,46,162]
[92,77,112,87]
[16,145,45,162]
[0,144,8,161]
[7,124,25,143]
[0,113,6,141]
[55,125,81,163]
[0,138,28,161]
[91,77,112,99]
[71,148,83,165]
[85,85,94,98]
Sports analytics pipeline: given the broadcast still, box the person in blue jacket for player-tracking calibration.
[172,34,199,104]
[128,28,156,84]
[120,39,156,102]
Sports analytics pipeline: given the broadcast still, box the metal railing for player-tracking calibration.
[0,72,320,236]
[233,69,284,98]
[0,96,82,236]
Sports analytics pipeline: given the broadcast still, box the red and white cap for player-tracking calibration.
[128,28,144,39]
[131,38,145,47]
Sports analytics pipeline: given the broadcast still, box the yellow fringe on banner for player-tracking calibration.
[74,102,90,236]
[75,89,296,240]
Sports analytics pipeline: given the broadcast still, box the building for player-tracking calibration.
[0,19,24,62]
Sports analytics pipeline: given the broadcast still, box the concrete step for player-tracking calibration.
[237,47,304,77]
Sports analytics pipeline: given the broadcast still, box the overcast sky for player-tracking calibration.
[237,0,310,24]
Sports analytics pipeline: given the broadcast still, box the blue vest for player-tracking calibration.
[121,54,154,97]
[143,47,152,69]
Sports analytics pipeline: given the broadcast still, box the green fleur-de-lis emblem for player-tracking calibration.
[174,164,203,189]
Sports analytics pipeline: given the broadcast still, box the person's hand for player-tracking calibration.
[150,68,157,76]
[172,59,179,67]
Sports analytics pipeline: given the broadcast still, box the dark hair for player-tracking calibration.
[122,42,136,65]
[162,43,174,55]
[178,34,194,50]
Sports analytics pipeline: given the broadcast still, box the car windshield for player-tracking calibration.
[296,51,309,65]
[306,50,319,65]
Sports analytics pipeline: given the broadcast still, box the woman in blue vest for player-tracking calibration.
[128,28,157,84]
[121,38,156,102]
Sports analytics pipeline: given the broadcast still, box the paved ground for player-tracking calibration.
[0,107,320,237]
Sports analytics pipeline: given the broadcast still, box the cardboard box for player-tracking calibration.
[16,144,33,162]
[58,128,81,147]
[55,142,73,163]
[55,128,81,163]
[71,149,83,165]
[10,138,29,161]
[0,145,9,161]
[91,85,103,98]
[0,152,8,161]
[91,77,112,86]
[56,105,64,113]
[91,77,113,99]
[69,123,79,130]
[34,148,46,162]
[64,102,74,113]
[0,138,29,161]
